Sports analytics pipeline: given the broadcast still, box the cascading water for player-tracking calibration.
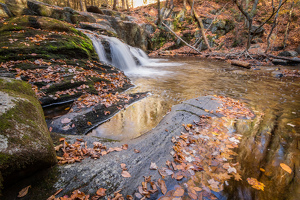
[81,29,151,71]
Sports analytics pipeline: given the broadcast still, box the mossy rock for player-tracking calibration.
[0,77,57,195]
[0,15,98,61]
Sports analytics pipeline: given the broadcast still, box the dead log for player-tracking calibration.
[266,54,300,63]
[162,22,202,54]
[231,60,252,69]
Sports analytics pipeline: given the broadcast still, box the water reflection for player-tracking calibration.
[88,57,299,199]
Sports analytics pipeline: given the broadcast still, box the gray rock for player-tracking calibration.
[0,78,57,191]
[272,59,288,65]
[86,5,104,14]
[53,96,223,197]
[80,22,117,35]
[278,50,298,57]
[250,25,265,37]
[0,3,13,17]
[296,45,300,54]
[272,71,283,78]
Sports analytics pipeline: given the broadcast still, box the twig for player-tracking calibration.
[162,22,202,54]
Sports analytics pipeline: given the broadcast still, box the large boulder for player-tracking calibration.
[0,78,57,192]
[5,0,28,16]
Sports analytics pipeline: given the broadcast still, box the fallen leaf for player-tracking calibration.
[61,118,71,124]
[18,185,31,197]
[280,163,292,174]
[87,121,92,126]
[150,162,158,170]
[157,179,167,194]
[122,144,128,150]
[134,149,140,153]
[246,178,265,191]
[260,168,265,172]
[96,188,106,197]
[121,171,131,178]
[120,163,127,170]
[173,188,184,197]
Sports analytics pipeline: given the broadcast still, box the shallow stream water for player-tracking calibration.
[87,57,299,200]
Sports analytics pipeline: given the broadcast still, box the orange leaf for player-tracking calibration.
[18,185,31,197]
[173,188,184,197]
[96,188,106,197]
[87,121,92,126]
[121,171,131,178]
[157,179,167,194]
[280,163,292,174]
[246,178,265,191]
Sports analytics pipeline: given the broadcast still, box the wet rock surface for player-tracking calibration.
[49,96,222,198]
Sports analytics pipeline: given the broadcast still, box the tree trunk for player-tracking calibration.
[122,0,125,9]
[79,0,86,11]
[265,0,282,53]
[183,0,186,10]
[157,0,161,25]
[113,0,118,10]
[187,0,211,51]
[126,0,129,10]
[283,0,295,48]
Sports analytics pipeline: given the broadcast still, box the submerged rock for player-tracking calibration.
[0,77,57,193]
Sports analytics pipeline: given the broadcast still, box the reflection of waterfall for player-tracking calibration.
[82,30,150,71]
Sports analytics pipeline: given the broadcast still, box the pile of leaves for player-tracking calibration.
[0,58,132,110]
[55,138,128,165]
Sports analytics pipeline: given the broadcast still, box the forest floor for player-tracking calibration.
[127,0,300,65]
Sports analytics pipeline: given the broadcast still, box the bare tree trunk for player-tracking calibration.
[79,0,86,11]
[283,0,295,48]
[233,0,286,52]
[183,0,186,10]
[161,0,169,19]
[113,0,118,10]
[121,0,125,9]
[157,0,161,25]
[126,0,129,11]
[265,0,282,53]
[187,0,211,51]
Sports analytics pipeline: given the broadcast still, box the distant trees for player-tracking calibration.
[233,0,287,53]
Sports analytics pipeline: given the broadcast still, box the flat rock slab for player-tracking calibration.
[54,96,223,198]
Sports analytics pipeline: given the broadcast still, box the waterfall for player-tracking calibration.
[81,29,151,71]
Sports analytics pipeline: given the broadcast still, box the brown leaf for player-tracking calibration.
[59,138,65,142]
[122,144,128,150]
[246,178,265,191]
[157,179,167,194]
[87,121,92,126]
[61,118,71,124]
[173,188,184,197]
[121,171,131,178]
[17,185,31,198]
[150,162,158,170]
[96,188,106,197]
[120,163,127,170]
[134,149,140,153]
[280,163,292,174]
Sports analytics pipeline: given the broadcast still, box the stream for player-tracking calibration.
[87,57,300,199]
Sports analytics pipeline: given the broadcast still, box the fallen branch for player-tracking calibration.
[161,22,202,54]
[266,54,300,63]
